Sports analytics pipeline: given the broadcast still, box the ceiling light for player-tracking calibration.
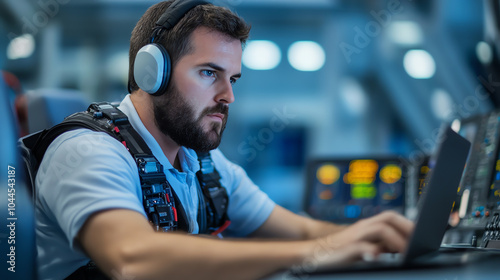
[403,49,436,79]
[476,41,493,65]
[7,34,35,60]
[388,21,423,46]
[242,40,281,70]
[340,77,368,115]
[431,88,453,120]
[288,41,325,71]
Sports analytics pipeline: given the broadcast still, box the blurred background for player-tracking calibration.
[1,0,500,213]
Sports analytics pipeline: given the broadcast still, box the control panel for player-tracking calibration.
[443,111,500,248]
[483,213,500,249]
[304,158,406,224]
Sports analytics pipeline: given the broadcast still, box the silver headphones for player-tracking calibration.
[133,0,209,96]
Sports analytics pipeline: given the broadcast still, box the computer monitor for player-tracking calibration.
[304,157,406,224]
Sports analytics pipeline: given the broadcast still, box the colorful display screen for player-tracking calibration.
[304,158,406,223]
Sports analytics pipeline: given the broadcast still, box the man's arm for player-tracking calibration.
[79,209,311,280]
[249,205,347,239]
[78,208,413,280]
[250,205,414,253]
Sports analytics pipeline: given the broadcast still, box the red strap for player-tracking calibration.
[211,220,231,236]
[172,207,178,222]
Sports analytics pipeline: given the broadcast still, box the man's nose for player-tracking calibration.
[215,80,235,104]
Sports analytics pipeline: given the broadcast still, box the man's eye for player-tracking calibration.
[202,70,215,77]
[230,78,237,85]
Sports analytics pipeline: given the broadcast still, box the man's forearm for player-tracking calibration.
[80,209,311,280]
[303,219,347,240]
[248,205,348,240]
[102,232,311,280]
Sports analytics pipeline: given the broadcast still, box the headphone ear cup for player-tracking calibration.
[133,43,171,96]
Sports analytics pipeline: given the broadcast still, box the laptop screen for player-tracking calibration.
[404,126,471,261]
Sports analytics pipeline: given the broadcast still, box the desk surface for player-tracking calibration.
[263,251,500,280]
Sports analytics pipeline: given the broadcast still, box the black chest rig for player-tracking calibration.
[19,102,230,235]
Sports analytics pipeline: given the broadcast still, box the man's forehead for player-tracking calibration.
[186,27,243,71]
[189,27,242,52]
[192,26,240,44]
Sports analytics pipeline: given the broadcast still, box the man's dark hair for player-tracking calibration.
[128,1,251,93]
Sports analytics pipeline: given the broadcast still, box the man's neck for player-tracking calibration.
[130,91,181,170]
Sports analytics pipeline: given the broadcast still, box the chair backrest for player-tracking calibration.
[26,88,89,133]
[0,75,37,279]
[20,88,90,203]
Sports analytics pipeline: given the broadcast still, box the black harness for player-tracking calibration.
[18,102,231,278]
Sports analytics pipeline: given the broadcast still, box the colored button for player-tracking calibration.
[344,205,361,219]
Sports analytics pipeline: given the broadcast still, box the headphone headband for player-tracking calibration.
[156,0,209,30]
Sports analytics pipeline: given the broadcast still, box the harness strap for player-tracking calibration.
[196,151,230,234]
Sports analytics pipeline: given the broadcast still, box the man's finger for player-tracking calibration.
[360,211,415,239]
[356,223,408,253]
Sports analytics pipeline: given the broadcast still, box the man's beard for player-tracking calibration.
[152,83,229,153]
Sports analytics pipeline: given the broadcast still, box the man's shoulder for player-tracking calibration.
[42,128,133,166]
[37,127,139,187]
[48,128,122,151]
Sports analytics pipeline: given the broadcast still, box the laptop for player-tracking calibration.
[296,126,476,275]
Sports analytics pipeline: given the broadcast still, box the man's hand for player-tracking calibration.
[324,211,414,253]
[298,211,414,271]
